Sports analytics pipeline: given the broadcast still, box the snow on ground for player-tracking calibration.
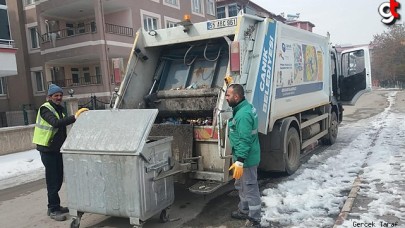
[0,149,44,190]
[340,93,405,227]
[261,91,404,227]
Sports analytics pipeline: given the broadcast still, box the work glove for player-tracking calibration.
[229,161,244,180]
[224,75,233,85]
[75,108,89,119]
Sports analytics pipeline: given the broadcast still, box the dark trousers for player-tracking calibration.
[40,151,64,212]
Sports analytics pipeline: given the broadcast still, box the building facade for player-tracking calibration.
[0,0,18,127]
[216,0,285,22]
[2,0,216,127]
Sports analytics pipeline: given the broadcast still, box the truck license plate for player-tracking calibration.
[207,18,237,30]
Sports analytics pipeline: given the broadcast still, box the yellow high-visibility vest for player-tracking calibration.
[32,102,65,146]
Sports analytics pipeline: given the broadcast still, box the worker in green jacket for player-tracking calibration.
[226,84,261,228]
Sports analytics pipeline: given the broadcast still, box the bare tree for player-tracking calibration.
[371,23,405,87]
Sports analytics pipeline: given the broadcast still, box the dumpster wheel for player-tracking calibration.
[70,212,83,228]
[70,218,80,228]
[160,209,169,223]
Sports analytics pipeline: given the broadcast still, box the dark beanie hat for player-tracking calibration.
[47,84,63,96]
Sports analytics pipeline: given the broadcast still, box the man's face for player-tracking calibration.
[225,87,238,107]
[49,92,63,105]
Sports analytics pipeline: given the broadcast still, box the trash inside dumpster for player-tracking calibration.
[61,109,174,228]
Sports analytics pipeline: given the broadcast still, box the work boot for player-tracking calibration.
[59,206,69,214]
[49,211,67,221]
[231,210,249,220]
[244,218,261,228]
[47,206,69,216]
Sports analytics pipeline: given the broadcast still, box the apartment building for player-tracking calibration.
[0,0,18,127]
[216,0,285,22]
[2,0,216,127]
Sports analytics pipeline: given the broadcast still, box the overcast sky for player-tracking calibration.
[251,0,394,45]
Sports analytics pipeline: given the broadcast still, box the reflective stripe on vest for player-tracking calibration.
[32,102,64,146]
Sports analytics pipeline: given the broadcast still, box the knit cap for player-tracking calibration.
[47,84,63,96]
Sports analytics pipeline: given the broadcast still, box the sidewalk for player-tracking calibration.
[334,91,405,227]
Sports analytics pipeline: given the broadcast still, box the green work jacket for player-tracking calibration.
[228,99,260,167]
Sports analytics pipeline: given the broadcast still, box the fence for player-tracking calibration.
[79,95,111,110]
[49,75,102,88]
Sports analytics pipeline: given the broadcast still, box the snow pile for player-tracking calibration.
[0,149,44,190]
[261,92,402,227]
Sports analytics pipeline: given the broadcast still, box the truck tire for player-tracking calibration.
[322,112,338,145]
[285,127,300,175]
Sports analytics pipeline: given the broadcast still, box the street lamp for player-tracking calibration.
[68,89,74,97]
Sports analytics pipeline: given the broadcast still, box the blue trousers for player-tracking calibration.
[40,151,64,212]
[234,166,261,222]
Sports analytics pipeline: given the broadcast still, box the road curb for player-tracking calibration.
[333,177,361,227]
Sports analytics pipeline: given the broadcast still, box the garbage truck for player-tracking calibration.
[110,14,371,194]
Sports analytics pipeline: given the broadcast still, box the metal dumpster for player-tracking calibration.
[61,109,174,228]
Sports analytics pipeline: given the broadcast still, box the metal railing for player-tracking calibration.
[0,39,15,48]
[48,75,102,88]
[105,23,133,37]
[41,23,97,43]
[41,22,133,43]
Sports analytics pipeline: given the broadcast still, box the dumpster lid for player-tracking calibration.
[62,109,158,155]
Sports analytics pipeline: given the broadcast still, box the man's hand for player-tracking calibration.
[229,161,244,179]
[75,108,89,119]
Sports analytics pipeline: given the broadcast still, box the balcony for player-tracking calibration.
[41,23,133,44]
[105,23,133,37]
[48,75,102,88]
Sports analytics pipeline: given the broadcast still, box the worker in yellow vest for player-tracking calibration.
[32,84,88,222]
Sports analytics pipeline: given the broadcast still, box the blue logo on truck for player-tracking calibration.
[252,20,277,134]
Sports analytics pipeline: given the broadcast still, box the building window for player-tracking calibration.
[0,77,6,95]
[192,0,204,15]
[144,16,158,31]
[141,10,161,32]
[95,66,101,84]
[66,23,74,36]
[164,16,179,28]
[90,21,97,32]
[164,0,179,7]
[166,21,177,28]
[206,0,215,16]
[34,71,44,92]
[77,22,85,34]
[25,0,35,6]
[228,4,239,17]
[71,68,79,84]
[0,2,10,40]
[217,6,226,19]
[29,27,39,49]
[83,67,90,83]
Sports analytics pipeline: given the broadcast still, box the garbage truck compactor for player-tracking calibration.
[114,14,371,194]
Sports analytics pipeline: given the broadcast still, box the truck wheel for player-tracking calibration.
[322,112,338,145]
[285,127,300,175]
